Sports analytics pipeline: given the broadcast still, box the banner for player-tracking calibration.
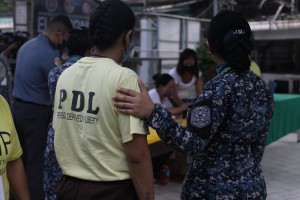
[34,0,97,34]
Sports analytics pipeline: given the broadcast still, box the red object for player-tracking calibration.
[159,164,170,185]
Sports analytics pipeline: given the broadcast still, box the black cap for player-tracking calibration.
[206,10,253,53]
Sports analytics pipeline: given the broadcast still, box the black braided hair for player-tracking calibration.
[206,10,254,71]
[67,27,92,57]
[89,0,135,50]
[152,73,174,88]
[222,30,253,70]
[176,48,199,77]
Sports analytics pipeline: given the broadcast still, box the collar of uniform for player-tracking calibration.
[216,63,231,75]
[66,55,82,64]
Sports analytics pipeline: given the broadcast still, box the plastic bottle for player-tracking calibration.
[159,164,170,185]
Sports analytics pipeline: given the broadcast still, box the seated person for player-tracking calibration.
[169,48,202,103]
[148,73,190,117]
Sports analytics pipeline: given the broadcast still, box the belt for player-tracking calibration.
[14,98,51,108]
[63,175,133,184]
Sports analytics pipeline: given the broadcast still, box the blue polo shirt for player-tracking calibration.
[13,34,61,106]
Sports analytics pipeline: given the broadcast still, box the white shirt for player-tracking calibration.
[148,88,173,109]
[169,67,197,99]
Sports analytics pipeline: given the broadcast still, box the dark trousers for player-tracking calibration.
[12,100,51,200]
[57,176,138,200]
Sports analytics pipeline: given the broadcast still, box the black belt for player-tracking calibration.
[14,98,51,108]
[62,175,133,184]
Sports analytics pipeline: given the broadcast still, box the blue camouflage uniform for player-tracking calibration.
[146,64,274,199]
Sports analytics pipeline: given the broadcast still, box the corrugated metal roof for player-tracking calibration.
[126,0,300,21]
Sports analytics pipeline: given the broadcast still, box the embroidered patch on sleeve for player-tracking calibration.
[187,100,213,139]
[54,57,62,67]
[190,106,211,128]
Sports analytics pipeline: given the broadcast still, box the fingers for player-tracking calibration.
[112,100,133,109]
[137,79,147,93]
[116,87,138,97]
[112,94,124,102]
[113,92,135,104]
[115,80,146,97]
[115,108,133,115]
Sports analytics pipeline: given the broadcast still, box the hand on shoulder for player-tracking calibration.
[113,79,155,119]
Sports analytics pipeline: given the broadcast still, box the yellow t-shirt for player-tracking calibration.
[250,60,262,77]
[53,57,148,181]
[0,96,22,200]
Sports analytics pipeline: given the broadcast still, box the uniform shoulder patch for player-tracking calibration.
[187,100,213,139]
[54,57,62,67]
[190,105,211,128]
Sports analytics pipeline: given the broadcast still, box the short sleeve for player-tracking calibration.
[149,89,161,104]
[7,123,22,161]
[41,50,61,80]
[0,96,22,161]
[117,75,149,143]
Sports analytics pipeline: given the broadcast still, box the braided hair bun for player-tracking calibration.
[89,0,135,50]
[206,10,254,71]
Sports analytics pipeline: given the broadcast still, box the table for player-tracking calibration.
[147,119,186,157]
[147,94,300,181]
[147,94,300,148]
[147,119,186,145]
[147,119,187,180]
[266,93,300,145]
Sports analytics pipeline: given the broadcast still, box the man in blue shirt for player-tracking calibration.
[12,15,72,200]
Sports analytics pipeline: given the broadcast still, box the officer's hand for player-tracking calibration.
[113,79,154,119]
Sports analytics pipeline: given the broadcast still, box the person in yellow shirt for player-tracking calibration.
[0,95,30,200]
[53,0,154,199]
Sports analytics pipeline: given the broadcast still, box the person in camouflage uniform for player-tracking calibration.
[113,10,274,200]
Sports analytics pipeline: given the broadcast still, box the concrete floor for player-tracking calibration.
[154,133,300,200]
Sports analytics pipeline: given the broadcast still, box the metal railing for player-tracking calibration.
[123,57,178,89]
